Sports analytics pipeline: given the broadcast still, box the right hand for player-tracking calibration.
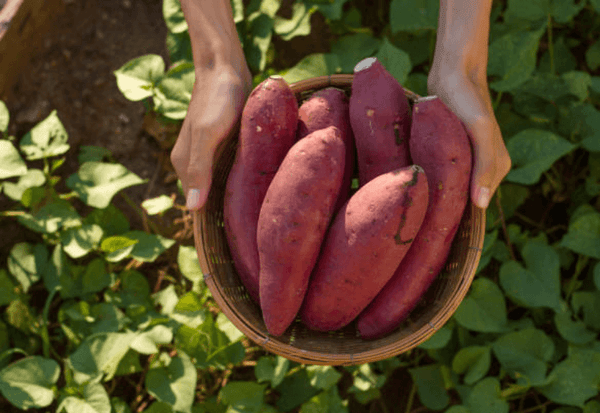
[171,63,252,211]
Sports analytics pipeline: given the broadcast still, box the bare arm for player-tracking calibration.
[428,0,511,209]
[172,0,251,210]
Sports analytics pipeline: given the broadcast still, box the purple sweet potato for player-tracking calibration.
[357,96,473,340]
[299,165,429,332]
[257,126,346,336]
[224,76,298,303]
[349,57,411,186]
[298,87,356,212]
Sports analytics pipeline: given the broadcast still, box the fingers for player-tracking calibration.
[465,118,511,209]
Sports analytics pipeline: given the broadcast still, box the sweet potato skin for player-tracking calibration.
[224,76,299,303]
[299,165,429,332]
[298,88,355,212]
[257,126,346,336]
[349,57,411,186]
[357,96,473,340]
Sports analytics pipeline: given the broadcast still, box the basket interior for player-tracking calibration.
[196,75,485,365]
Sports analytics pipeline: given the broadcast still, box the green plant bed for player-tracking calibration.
[1,0,600,412]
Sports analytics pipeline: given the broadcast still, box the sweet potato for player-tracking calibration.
[297,88,355,212]
[357,96,473,339]
[224,76,298,303]
[257,126,346,336]
[299,165,429,332]
[349,57,411,186]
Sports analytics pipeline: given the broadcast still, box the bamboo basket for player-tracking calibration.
[192,74,486,366]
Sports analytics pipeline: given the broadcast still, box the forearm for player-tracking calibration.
[430,0,493,85]
[179,0,246,74]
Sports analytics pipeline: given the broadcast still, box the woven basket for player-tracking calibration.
[192,74,486,366]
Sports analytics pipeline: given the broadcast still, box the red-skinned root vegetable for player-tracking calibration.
[257,126,346,336]
[224,76,299,304]
[299,165,429,332]
[357,96,473,340]
[297,87,356,213]
[349,57,412,186]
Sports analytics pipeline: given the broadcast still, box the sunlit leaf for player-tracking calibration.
[163,0,187,33]
[114,55,165,101]
[146,352,196,413]
[2,169,45,202]
[0,140,27,179]
[375,37,412,85]
[142,195,174,215]
[0,100,8,132]
[66,162,145,209]
[19,111,69,160]
[274,2,313,41]
[281,53,342,84]
[0,356,60,410]
[61,224,104,259]
[154,62,195,120]
[7,242,47,293]
[57,382,111,413]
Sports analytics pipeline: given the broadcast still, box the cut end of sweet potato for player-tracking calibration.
[354,57,378,73]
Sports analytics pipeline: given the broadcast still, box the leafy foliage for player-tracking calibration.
[1,0,600,412]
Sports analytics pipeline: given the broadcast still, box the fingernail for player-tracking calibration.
[186,189,202,210]
[477,187,490,209]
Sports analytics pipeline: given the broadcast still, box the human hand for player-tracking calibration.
[427,65,511,210]
[171,64,252,211]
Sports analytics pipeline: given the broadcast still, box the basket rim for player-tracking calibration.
[192,73,486,365]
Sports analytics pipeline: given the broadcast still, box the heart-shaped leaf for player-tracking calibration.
[0,140,27,179]
[454,278,509,333]
[0,356,60,410]
[145,352,196,413]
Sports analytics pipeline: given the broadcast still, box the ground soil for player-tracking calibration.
[0,0,422,411]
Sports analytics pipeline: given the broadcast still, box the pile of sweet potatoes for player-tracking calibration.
[224,57,472,340]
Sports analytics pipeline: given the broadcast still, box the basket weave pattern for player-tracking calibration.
[193,74,486,366]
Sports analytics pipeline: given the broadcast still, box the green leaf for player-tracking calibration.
[538,348,600,407]
[154,62,195,120]
[408,364,450,411]
[142,195,174,215]
[418,321,454,350]
[215,313,244,342]
[275,369,320,411]
[78,145,112,164]
[219,381,266,412]
[504,0,584,23]
[0,270,18,306]
[163,0,187,33]
[0,356,60,410]
[7,242,46,293]
[555,307,597,345]
[61,224,104,259]
[558,102,600,152]
[66,162,145,209]
[114,54,165,101]
[304,0,348,20]
[0,100,8,132]
[488,27,545,92]
[2,169,45,202]
[19,110,69,160]
[17,199,82,234]
[281,53,342,83]
[375,37,412,85]
[562,71,592,101]
[81,258,112,296]
[244,13,274,73]
[124,231,176,263]
[585,400,600,413]
[590,42,600,71]
[499,239,562,311]
[572,291,600,330]
[68,332,137,384]
[306,365,342,390]
[492,328,554,386]
[466,377,509,413]
[0,140,27,179]
[390,0,439,32]
[331,33,381,74]
[177,245,204,292]
[560,208,600,259]
[454,278,509,333]
[539,36,578,75]
[452,346,492,385]
[166,30,193,66]
[505,129,575,185]
[592,0,600,12]
[300,385,348,413]
[594,263,600,291]
[84,204,130,237]
[255,356,289,388]
[131,325,173,355]
[57,382,111,413]
[274,2,313,41]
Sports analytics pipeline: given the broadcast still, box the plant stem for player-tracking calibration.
[565,255,590,301]
[41,287,60,359]
[404,382,418,413]
[547,14,555,76]
[496,188,516,261]
[493,91,504,111]
[0,348,29,366]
